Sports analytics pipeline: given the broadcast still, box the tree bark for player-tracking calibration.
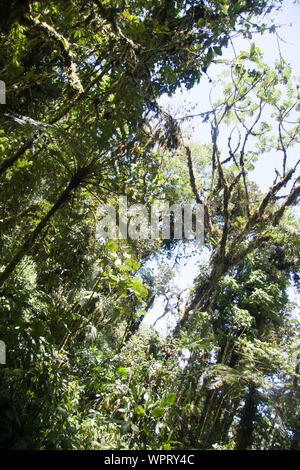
[0,166,91,287]
[0,138,34,178]
[235,385,258,450]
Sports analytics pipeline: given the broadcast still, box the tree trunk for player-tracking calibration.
[0,166,91,286]
[235,385,258,450]
[291,359,300,450]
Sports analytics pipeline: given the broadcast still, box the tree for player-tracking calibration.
[0,0,278,284]
[160,50,300,450]
[173,49,300,336]
[1,0,299,451]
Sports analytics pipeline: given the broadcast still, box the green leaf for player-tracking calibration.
[250,43,256,57]
[161,393,176,407]
[213,46,222,56]
[117,367,130,376]
[136,405,146,416]
[151,407,164,418]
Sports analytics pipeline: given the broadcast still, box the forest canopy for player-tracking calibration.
[0,0,299,451]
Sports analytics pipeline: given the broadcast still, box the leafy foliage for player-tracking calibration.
[1,0,299,451]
